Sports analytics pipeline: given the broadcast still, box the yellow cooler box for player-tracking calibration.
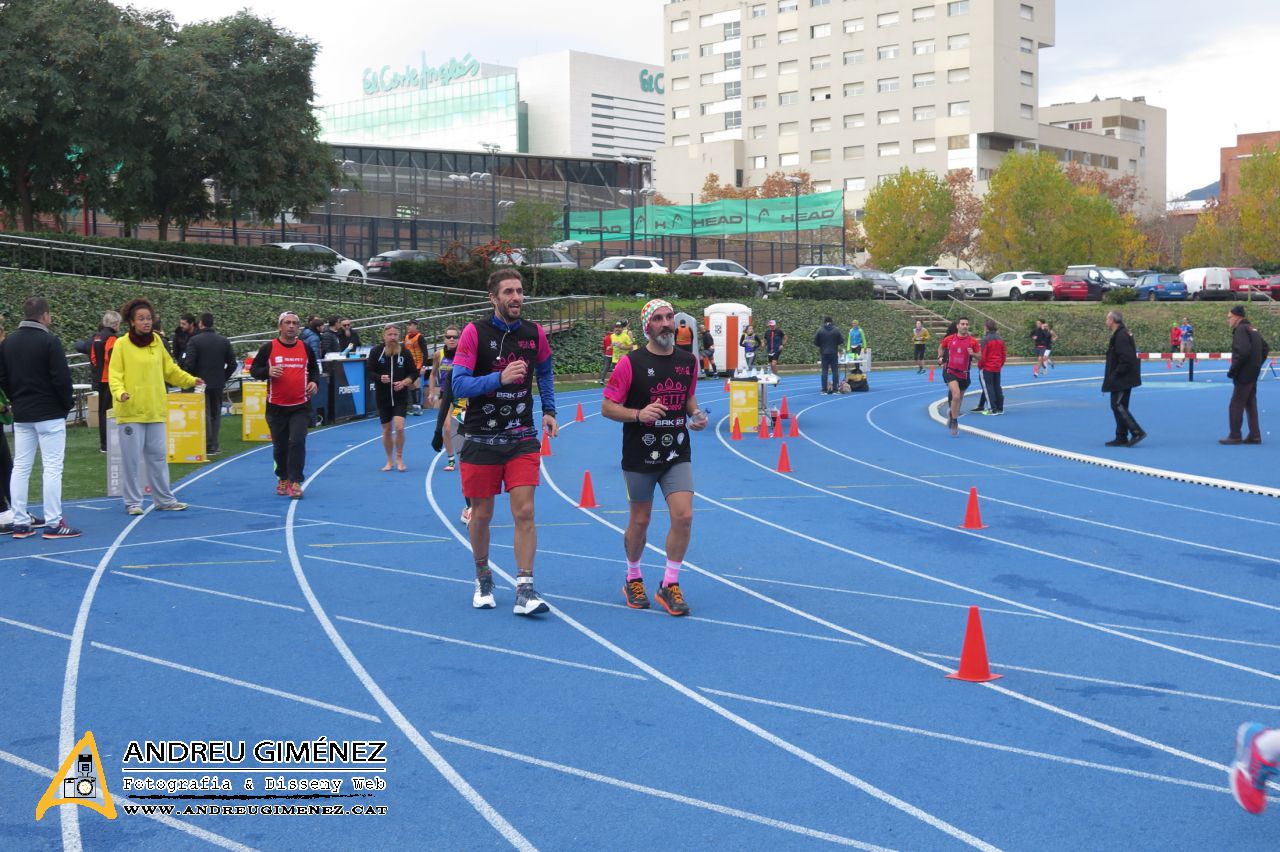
[241,380,272,442]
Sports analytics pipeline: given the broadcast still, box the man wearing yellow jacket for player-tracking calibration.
[109,298,203,515]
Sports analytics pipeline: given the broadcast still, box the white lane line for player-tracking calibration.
[0,523,319,564]
[34,556,99,570]
[301,518,451,542]
[1095,623,1280,652]
[0,748,259,852]
[1,614,73,640]
[89,642,382,722]
[182,503,286,519]
[284,427,535,851]
[724,574,1047,620]
[917,653,1280,712]
[699,688,1280,801]
[334,615,646,681]
[194,536,281,553]
[541,591,866,647]
[55,442,270,852]
[110,572,306,613]
[714,415,1280,677]
[307,554,483,586]
[430,732,896,852]
[466,458,999,851]
[493,544,667,570]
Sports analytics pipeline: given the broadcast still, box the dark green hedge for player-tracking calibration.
[387,259,754,300]
[779,278,875,300]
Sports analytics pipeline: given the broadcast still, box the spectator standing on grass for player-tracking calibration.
[90,310,121,452]
[403,319,428,412]
[700,326,716,377]
[110,298,204,515]
[1102,310,1145,448]
[813,316,843,395]
[181,313,238,456]
[0,298,78,539]
[607,321,635,384]
[675,319,694,354]
[974,319,1006,415]
[1220,305,1267,445]
[846,320,867,358]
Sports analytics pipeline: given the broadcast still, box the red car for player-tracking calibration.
[1045,274,1091,301]
[1227,267,1272,299]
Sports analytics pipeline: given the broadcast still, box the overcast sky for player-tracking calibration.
[142,0,1277,199]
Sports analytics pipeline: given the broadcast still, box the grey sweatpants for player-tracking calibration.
[118,421,177,508]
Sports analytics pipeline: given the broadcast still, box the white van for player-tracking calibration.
[1179,267,1231,300]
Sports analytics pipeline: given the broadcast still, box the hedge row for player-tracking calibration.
[388,259,755,300]
[778,279,875,300]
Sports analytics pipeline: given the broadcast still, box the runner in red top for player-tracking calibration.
[937,317,981,436]
[249,312,319,498]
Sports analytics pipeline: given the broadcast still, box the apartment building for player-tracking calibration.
[1041,96,1167,215]
[655,0,1163,218]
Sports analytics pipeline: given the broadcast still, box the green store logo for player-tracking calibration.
[363,52,482,96]
[639,69,665,95]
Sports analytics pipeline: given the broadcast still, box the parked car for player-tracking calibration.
[365,249,433,279]
[989,271,1054,301]
[674,258,769,295]
[495,248,578,269]
[783,265,860,284]
[264,242,367,281]
[1065,265,1135,291]
[761,272,790,293]
[844,267,901,299]
[949,269,992,299]
[1181,267,1233,300]
[890,266,958,301]
[1045,274,1091,301]
[591,255,669,274]
[1227,267,1273,299]
[1134,273,1188,301]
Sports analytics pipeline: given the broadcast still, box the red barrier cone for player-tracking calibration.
[578,471,598,509]
[788,415,800,438]
[539,432,552,456]
[946,606,1002,682]
[574,402,584,422]
[724,378,731,392]
[928,367,935,382]
[758,415,770,438]
[772,416,784,438]
[1166,358,1172,370]
[776,442,792,473]
[780,396,790,419]
[961,487,986,530]
[731,417,742,441]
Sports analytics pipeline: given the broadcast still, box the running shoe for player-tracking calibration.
[624,578,651,609]
[276,479,290,496]
[513,581,549,616]
[155,502,188,511]
[289,482,304,500]
[948,417,959,437]
[126,506,144,516]
[473,573,496,609]
[655,583,690,617]
[11,524,35,539]
[443,457,456,472]
[42,521,82,539]
[1230,723,1277,814]
[460,506,472,525]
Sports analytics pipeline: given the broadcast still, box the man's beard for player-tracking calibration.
[654,330,675,348]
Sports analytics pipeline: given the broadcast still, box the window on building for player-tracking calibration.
[914,138,937,153]
[779,59,798,74]
[811,0,831,6]
[811,54,832,70]
[1020,70,1033,87]
[948,33,970,49]
[699,13,714,26]
[750,34,767,48]
[844,81,865,97]
[750,124,767,138]
[878,141,900,157]
[844,18,865,33]
[811,86,832,101]
[948,100,970,116]
[699,102,715,116]
[672,77,690,91]
[672,106,690,119]
[948,0,969,15]
[780,152,800,166]
[779,121,799,135]
[779,29,798,44]
[977,167,993,180]
[845,177,867,191]
[811,117,832,132]
[778,0,797,10]
[750,64,767,78]
[725,81,742,98]
[671,48,689,62]
[913,72,935,88]
[1066,119,1092,130]
[724,51,741,69]
[948,134,970,149]
[724,21,741,39]
[673,134,690,146]
[914,39,936,55]
[914,5,937,21]
[877,77,900,93]
[751,94,767,109]
[844,113,865,128]
[844,145,865,159]
[752,154,768,168]
[700,73,715,85]
[877,11,900,27]
[1020,103,1034,119]
[813,180,832,192]
[914,104,936,120]
[948,67,970,83]
[751,3,766,17]
[878,44,900,60]
[1020,3,1034,20]
[811,148,832,163]
[672,18,689,33]
[725,111,742,129]
[1020,37,1034,54]
[844,50,865,65]
[811,23,831,38]
[878,109,900,125]
[779,90,799,105]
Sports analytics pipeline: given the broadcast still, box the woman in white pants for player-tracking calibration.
[108,298,203,515]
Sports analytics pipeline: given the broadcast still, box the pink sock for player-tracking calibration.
[663,559,681,587]
[626,560,643,581]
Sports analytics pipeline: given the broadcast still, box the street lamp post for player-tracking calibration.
[785,175,803,269]
[449,171,491,243]
[616,155,647,257]
[480,142,501,240]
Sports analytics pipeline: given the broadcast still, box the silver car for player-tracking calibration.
[890,266,958,301]
[949,269,992,299]
[592,256,669,274]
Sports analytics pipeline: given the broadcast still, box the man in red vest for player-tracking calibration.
[249,312,320,498]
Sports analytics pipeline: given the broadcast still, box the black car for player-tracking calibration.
[366,249,432,279]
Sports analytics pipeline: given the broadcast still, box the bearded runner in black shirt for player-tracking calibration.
[602,299,707,616]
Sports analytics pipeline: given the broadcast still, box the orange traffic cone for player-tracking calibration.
[1166,358,1172,370]
[788,414,800,438]
[731,417,742,440]
[758,415,770,438]
[946,606,1002,682]
[724,378,731,392]
[928,367,935,382]
[961,486,986,529]
[539,432,552,456]
[772,416,784,438]
[780,396,790,419]
[578,471,598,509]
[574,402,585,422]
[776,442,792,473]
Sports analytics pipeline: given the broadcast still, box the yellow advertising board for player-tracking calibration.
[166,392,206,463]
[241,380,272,442]
[729,378,760,433]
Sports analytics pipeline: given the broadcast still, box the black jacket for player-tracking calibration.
[319,329,342,356]
[334,328,362,351]
[0,321,74,422]
[181,328,238,392]
[1102,325,1141,392]
[1228,320,1268,384]
[813,324,843,357]
[171,326,192,362]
